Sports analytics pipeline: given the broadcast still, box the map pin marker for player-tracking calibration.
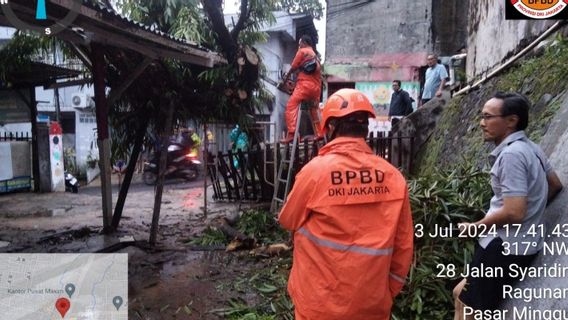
[65,283,75,298]
[112,296,123,311]
[55,297,71,318]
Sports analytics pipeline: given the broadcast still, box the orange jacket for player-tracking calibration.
[291,46,321,90]
[279,137,414,320]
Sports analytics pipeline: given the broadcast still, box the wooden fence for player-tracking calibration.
[207,132,414,202]
[207,148,269,201]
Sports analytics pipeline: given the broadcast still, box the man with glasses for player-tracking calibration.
[421,54,448,106]
[453,92,563,319]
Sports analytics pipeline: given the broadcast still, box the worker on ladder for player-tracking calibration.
[280,34,324,144]
[278,89,414,320]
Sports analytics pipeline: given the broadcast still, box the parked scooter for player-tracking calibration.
[65,171,79,193]
[143,143,201,185]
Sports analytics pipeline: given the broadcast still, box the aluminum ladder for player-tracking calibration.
[270,101,324,213]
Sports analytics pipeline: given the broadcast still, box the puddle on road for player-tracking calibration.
[183,188,203,210]
[130,250,233,319]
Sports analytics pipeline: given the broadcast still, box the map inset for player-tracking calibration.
[0,254,128,319]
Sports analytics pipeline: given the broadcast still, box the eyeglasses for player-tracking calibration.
[480,113,505,120]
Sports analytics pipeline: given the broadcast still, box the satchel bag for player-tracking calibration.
[301,58,318,74]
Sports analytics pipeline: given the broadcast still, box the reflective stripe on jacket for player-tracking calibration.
[279,137,414,320]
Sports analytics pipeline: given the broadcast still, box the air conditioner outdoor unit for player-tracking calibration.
[71,92,87,108]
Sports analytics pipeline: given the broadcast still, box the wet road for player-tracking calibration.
[81,174,207,196]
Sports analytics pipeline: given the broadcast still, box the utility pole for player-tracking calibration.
[53,41,61,122]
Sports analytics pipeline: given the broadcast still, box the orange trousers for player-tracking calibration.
[285,82,323,137]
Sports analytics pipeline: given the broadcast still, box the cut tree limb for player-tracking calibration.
[250,243,292,257]
[216,218,255,251]
[217,218,249,241]
[244,46,259,65]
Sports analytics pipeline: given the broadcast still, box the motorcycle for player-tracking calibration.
[143,143,201,185]
[65,171,79,193]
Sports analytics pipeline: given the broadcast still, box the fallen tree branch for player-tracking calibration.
[216,218,256,251]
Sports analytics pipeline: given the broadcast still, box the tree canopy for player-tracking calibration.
[107,0,321,151]
[1,0,323,157]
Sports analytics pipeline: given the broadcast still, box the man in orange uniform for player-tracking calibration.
[279,88,414,319]
[281,34,323,143]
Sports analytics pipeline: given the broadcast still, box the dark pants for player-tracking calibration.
[459,238,537,310]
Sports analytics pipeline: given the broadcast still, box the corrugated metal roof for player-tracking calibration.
[81,1,214,54]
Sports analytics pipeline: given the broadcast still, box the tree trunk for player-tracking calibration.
[111,117,148,231]
[240,46,259,83]
[202,0,238,61]
[149,99,176,245]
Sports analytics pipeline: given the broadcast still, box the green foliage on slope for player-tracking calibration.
[416,36,568,174]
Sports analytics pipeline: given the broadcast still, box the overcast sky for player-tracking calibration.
[223,1,326,60]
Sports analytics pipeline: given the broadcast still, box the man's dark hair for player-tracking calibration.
[300,34,314,48]
[328,111,369,139]
[493,91,530,131]
[393,80,401,86]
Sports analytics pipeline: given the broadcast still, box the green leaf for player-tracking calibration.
[256,283,278,293]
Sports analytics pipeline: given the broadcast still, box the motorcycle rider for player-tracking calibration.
[165,128,201,175]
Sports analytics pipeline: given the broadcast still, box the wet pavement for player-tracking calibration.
[0,173,262,319]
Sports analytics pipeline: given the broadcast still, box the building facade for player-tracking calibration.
[325,0,468,131]
[0,26,96,176]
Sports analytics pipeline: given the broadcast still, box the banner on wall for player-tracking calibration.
[355,82,420,132]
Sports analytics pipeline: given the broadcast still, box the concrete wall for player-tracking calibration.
[326,0,431,59]
[325,0,468,83]
[257,31,300,142]
[432,0,469,54]
[75,111,98,169]
[325,0,432,83]
[466,0,555,78]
